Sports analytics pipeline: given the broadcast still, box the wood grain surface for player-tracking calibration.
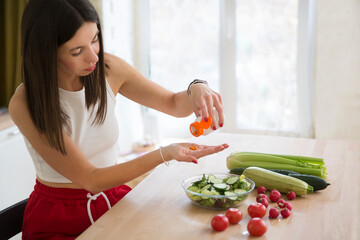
[77,132,360,240]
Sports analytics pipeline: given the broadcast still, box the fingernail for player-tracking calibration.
[219,123,223,127]
[204,117,208,122]
[192,160,198,164]
[212,126,217,130]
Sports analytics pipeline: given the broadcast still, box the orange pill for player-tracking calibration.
[189,146,197,150]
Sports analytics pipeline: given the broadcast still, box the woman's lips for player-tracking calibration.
[85,65,96,71]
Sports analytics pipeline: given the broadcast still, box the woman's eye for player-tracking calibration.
[72,49,82,56]
[92,36,99,43]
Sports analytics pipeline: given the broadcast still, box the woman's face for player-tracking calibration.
[57,22,100,81]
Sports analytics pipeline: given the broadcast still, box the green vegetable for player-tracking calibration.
[226,152,327,179]
[186,174,252,209]
[288,173,330,191]
[231,167,330,191]
[226,176,240,185]
[269,169,300,175]
[243,166,313,195]
[230,167,299,176]
[229,167,247,175]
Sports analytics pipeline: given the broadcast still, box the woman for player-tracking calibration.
[9,0,228,239]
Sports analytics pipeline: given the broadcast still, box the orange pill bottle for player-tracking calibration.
[189,111,220,137]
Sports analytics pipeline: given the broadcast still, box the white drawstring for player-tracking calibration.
[87,192,111,224]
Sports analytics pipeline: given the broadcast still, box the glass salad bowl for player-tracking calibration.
[182,173,255,210]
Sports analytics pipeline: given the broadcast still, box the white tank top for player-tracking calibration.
[23,81,119,183]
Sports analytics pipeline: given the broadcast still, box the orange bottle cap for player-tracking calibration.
[190,122,203,137]
[189,116,212,137]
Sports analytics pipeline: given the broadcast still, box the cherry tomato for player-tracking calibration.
[211,214,229,231]
[247,217,267,236]
[225,208,243,224]
[247,203,267,218]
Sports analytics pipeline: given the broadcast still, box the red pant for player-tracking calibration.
[22,180,131,240]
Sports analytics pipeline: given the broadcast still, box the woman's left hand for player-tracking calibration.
[164,143,230,164]
[188,83,225,130]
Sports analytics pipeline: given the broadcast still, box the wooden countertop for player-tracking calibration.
[77,132,360,240]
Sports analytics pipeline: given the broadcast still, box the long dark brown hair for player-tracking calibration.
[21,0,107,154]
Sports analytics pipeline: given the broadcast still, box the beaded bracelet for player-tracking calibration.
[159,146,169,166]
[187,79,208,96]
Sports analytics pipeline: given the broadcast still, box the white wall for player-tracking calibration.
[0,126,36,211]
[314,0,360,140]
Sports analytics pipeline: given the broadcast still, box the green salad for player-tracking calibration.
[186,174,252,209]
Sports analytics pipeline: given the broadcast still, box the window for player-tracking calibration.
[102,0,314,143]
[235,0,299,132]
[149,0,220,138]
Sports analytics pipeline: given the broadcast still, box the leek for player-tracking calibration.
[226,152,327,179]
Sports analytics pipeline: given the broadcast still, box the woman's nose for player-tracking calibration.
[87,48,99,63]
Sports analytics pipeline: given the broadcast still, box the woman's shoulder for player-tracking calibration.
[104,53,131,73]
[8,84,29,125]
[9,84,26,107]
[104,53,134,91]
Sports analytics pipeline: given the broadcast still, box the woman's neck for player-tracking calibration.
[58,76,83,91]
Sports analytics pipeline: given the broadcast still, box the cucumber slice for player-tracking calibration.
[213,183,229,190]
[200,189,213,199]
[201,184,212,191]
[240,181,250,190]
[209,190,220,195]
[187,186,199,192]
[234,189,246,194]
[207,174,216,181]
[191,195,202,201]
[225,191,237,200]
[226,176,239,185]
[210,178,224,184]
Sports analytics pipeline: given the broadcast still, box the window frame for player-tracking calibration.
[219,0,316,138]
[105,0,316,139]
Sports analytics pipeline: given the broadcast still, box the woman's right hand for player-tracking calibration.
[162,143,229,164]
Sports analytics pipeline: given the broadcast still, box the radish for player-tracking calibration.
[281,208,291,218]
[269,189,281,202]
[284,202,292,211]
[286,191,296,200]
[269,208,279,219]
[277,199,285,208]
[257,186,267,194]
[256,194,268,202]
[258,198,269,208]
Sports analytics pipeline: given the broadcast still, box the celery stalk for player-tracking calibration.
[226,152,327,179]
[272,154,324,165]
[237,152,324,165]
[229,153,322,168]
[241,152,325,165]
